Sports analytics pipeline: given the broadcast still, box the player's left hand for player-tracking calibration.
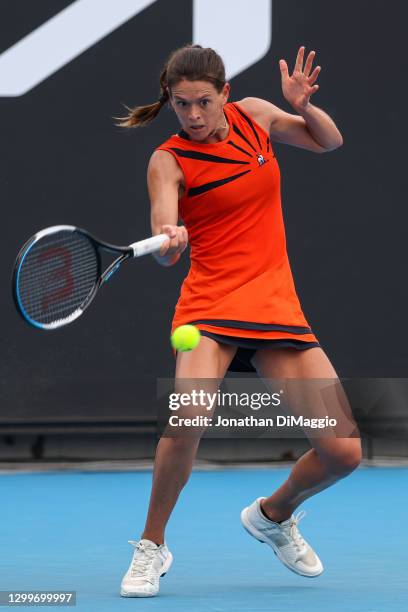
[279,46,321,114]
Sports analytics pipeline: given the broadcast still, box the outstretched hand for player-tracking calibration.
[279,46,321,113]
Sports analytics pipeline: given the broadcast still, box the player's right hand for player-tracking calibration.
[153,224,188,266]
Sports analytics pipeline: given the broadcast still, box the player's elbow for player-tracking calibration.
[321,135,344,153]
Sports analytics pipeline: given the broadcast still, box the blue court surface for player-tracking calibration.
[1,467,407,612]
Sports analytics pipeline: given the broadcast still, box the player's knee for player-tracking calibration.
[323,439,362,476]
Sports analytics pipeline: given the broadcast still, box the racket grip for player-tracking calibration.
[130,233,169,257]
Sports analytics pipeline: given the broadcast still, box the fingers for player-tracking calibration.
[279,59,289,79]
[171,225,187,253]
[161,224,177,240]
[158,224,174,256]
[159,224,188,257]
[178,225,188,253]
[294,46,321,81]
[303,50,315,77]
[294,46,305,73]
[308,65,321,85]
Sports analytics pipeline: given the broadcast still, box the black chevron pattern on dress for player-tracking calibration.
[227,140,252,157]
[232,123,257,152]
[232,103,262,150]
[170,148,249,165]
[188,170,251,197]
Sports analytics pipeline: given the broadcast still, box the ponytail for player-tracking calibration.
[115,66,169,128]
[116,98,167,128]
[116,44,225,129]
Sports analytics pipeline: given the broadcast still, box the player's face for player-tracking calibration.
[170,80,230,143]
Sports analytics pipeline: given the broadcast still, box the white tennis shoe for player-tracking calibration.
[241,497,323,577]
[120,538,173,597]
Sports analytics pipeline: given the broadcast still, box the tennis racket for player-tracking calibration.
[12,225,169,330]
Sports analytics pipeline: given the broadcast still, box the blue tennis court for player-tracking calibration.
[2,466,406,611]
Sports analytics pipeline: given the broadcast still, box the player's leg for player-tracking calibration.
[121,336,236,597]
[142,336,237,543]
[252,346,361,520]
[240,346,361,578]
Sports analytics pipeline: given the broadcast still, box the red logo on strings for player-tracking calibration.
[39,247,74,313]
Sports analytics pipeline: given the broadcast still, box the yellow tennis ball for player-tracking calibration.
[171,325,201,351]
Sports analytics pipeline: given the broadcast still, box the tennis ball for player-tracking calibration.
[171,325,201,351]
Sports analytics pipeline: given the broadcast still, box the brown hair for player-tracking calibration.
[116,44,226,128]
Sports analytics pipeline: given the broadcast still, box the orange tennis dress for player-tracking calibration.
[157,101,320,371]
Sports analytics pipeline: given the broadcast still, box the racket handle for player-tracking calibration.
[129,233,169,257]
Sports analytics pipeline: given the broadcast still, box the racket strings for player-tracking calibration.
[20,262,100,296]
[23,282,99,312]
[17,231,99,326]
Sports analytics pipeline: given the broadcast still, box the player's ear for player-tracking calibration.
[167,89,175,112]
[222,82,230,103]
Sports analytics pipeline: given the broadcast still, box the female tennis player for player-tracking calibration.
[118,44,361,597]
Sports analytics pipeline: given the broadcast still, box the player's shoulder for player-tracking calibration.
[148,148,183,183]
[233,97,282,131]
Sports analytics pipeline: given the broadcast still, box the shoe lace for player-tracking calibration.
[128,540,157,583]
[287,510,307,553]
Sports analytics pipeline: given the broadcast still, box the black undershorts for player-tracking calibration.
[199,330,321,373]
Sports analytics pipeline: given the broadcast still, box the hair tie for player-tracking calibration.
[158,92,168,104]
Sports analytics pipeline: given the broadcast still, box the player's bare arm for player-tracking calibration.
[238,46,343,153]
[148,149,188,266]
